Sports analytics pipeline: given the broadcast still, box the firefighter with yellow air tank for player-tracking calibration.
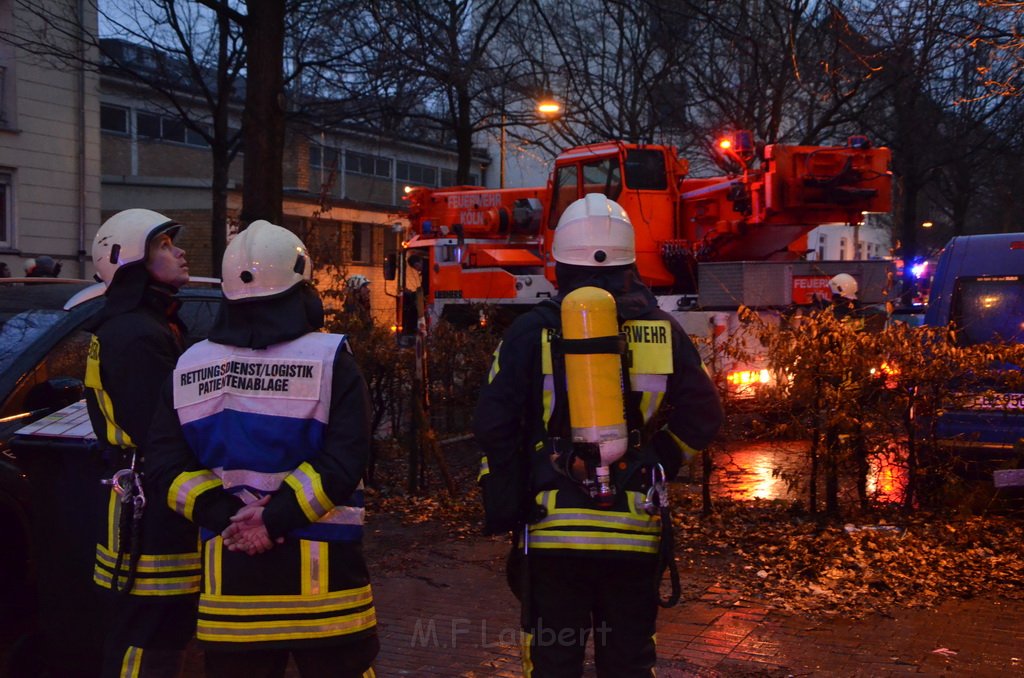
[473,194,724,677]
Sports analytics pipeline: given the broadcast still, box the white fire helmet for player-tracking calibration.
[551,194,636,267]
[346,274,370,290]
[828,273,859,300]
[92,209,180,285]
[221,220,312,301]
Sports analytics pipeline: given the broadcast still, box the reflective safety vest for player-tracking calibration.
[87,334,202,596]
[528,318,673,555]
[170,332,375,647]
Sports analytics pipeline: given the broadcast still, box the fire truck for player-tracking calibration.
[386,132,893,393]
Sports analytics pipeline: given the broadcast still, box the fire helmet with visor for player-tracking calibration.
[551,194,635,267]
[828,273,859,300]
[221,220,312,301]
[92,209,180,285]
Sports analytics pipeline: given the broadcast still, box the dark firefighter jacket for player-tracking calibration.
[145,283,377,650]
[473,265,724,551]
[84,272,201,596]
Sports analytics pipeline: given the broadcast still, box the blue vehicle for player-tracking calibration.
[923,233,1024,458]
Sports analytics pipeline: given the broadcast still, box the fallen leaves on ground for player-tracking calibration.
[366,444,1024,619]
[671,492,1024,619]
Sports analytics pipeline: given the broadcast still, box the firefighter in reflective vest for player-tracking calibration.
[85,208,199,677]
[146,221,379,678]
[473,194,724,677]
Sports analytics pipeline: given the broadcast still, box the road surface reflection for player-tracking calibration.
[713,440,908,504]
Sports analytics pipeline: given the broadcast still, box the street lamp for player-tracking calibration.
[498,97,562,189]
[921,221,933,229]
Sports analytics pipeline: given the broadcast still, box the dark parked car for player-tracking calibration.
[0,277,222,623]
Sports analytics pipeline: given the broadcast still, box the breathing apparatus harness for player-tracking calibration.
[101,449,146,594]
[533,296,681,607]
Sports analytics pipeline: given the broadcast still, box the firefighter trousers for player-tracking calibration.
[203,633,380,678]
[100,594,197,678]
[520,553,659,678]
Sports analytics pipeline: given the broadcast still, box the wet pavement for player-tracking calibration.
[366,523,1024,677]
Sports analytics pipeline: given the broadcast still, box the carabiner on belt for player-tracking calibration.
[642,463,668,515]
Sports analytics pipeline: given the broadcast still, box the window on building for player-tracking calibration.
[349,222,373,263]
[137,111,160,138]
[345,151,391,178]
[0,172,11,247]
[839,237,847,261]
[397,161,438,187]
[100,104,129,134]
[440,168,457,187]
[134,110,208,147]
[310,144,339,169]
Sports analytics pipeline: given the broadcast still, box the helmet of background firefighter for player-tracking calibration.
[828,273,859,300]
[551,194,636,267]
[346,274,371,291]
[24,255,62,277]
[92,209,180,285]
[221,221,312,301]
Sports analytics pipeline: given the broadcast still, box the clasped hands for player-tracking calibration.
[222,495,284,555]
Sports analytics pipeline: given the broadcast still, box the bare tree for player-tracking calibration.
[347,0,535,183]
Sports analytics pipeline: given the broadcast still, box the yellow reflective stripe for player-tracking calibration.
[541,375,555,427]
[205,538,222,596]
[199,585,373,614]
[527,531,659,553]
[169,470,223,521]
[119,646,142,678]
[197,586,376,644]
[106,489,120,550]
[284,462,335,522]
[541,330,553,374]
[197,606,377,643]
[363,669,376,678]
[530,511,660,533]
[522,631,534,677]
[94,568,200,595]
[95,544,201,572]
[488,344,501,383]
[300,540,329,596]
[663,427,700,463]
[477,456,490,482]
[88,337,135,447]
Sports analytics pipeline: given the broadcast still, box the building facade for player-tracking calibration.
[0,0,102,279]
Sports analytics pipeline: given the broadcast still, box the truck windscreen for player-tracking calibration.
[952,276,1024,345]
[623,149,667,190]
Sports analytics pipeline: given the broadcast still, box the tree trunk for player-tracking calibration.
[240,0,285,226]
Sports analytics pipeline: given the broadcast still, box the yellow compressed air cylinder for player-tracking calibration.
[561,286,628,466]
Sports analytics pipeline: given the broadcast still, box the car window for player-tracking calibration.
[952,277,1024,345]
[0,310,68,376]
[2,329,91,418]
[179,298,221,347]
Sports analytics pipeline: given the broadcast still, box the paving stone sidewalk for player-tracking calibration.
[368,526,1024,677]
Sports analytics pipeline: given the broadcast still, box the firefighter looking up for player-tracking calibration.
[473,194,723,677]
[84,208,199,677]
[145,220,379,678]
